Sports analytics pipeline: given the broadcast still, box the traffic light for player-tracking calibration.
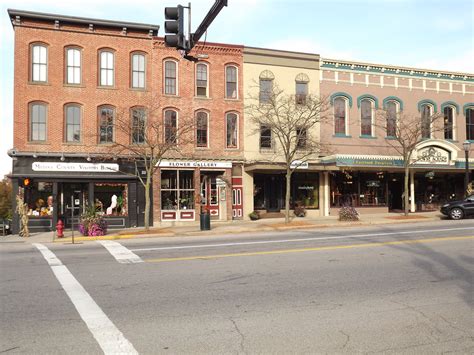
[164,5,186,50]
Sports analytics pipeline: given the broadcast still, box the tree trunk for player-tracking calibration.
[285,168,291,224]
[144,175,151,231]
[404,166,410,216]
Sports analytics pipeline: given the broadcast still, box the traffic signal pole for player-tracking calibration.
[189,0,228,50]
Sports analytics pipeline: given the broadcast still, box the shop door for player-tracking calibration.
[201,175,219,218]
[232,187,243,219]
[388,175,403,211]
[61,183,86,227]
[265,175,283,212]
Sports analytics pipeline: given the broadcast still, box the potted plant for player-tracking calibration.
[79,206,108,236]
[249,211,260,221]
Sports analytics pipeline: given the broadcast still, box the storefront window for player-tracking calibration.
[331,171,387,207]
[253,175,265,210]
[23,181,53,216]
[94,183,128,216]
[292,173,319,209]
[161,170,194,210]
[415,172,464,211]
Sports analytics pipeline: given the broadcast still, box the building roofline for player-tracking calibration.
[244,45,320,59]
[321,57,473,78]
[7,8,159,33]
[154,36,243,50]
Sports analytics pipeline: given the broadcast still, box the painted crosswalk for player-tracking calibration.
[97,240,144,264]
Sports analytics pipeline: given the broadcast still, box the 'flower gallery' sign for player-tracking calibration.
[32,162,119,172]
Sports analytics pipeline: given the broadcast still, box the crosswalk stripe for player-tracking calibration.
[33,243,138,354]
[97,240,144,264]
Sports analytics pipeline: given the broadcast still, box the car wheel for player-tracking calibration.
[449,207,464,220]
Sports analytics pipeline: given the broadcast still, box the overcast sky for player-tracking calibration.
[1,0,473,177]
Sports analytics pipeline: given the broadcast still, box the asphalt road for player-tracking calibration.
[1,219,473,354]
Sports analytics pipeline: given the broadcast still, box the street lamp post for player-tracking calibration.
[463,140,471,198]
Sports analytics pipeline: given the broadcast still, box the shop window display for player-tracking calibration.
[23,181,54,216]
[161,170,194,210]
[292,173,319,209]
[94,183,128,216]
[331,171,387,207]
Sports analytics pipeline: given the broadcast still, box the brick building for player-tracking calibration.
[7,9,244,233]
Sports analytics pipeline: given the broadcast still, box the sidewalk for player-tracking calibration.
[0,211,447,245]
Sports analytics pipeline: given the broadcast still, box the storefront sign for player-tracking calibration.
[298,185,314,190]
[416,147,450,165]
[32,162,119,172]
[290,160,309,169]
[336,157,404,167]
[158,160,232,169]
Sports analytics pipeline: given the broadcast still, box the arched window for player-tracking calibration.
[421,104,432,139]
[295,73,309,105]
[65,104,81,143]
[131,52,146,89]
[196,63,208,97]
[386,100,398,138]
[98,106,115,143]
[65,47,81,84]
[164,60,177,95]
[29,102,47,141]
[443,106,454,140]
[31,43,47,82]
[466,107,474,140]
[99,50,114,86]
[196,111,208,147]
[225,65,238,99]
[360,98,374,136]
[131,107,146,144]
[226,112,238,148]
[334,97,348,135]
[164,109,177,144]
[259,70,274,104]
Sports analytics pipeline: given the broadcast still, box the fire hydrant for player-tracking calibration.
[56,220,64,238]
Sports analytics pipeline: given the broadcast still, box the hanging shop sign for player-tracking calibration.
[415,146,450,165]
[158,160,232,169]
[32,162,119,172]
[290,160,309,169]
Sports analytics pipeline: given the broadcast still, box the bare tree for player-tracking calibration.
[375,106,445,215]
[246,83,330,223]
[95,98,195,230]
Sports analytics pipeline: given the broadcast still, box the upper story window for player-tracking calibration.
[164,60,177,95]
[467,107,474,141]
[98,106,115,144]
[443,106,454,140]
[99,50,114,87]
[360,99,373,136]
[295,73,309,105]
[65,104,81,143]
[131,107,146,144]
[296,127,307,149]
[31,44,47,82]
[131,53,146,89]
[164,109,177,144]
[260,125,272,149]
[334,97,348,135]
[226,112,238,149]
[225,65,238,99]
[259,70,275,104]
[196,111,208,147]
[30,102,47,141]
[386,101,398,138]
[66,47,81,85]
[196,63,208,97]
[421,104,432,139]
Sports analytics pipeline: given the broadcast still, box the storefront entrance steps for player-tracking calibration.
[1,211,457,244]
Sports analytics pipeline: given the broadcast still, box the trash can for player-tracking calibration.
[200,213,211,231]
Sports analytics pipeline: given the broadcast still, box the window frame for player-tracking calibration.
[259,78,273,104]
[163,59,178,95]
[130,52,146,90]
[64,103,82,143]
[98,105,115,144]
[225,65,238,99]
[443,105,456,140]
[421,103,433,139]
[333,96,349,136]
[295,81,308,105]
[29,101,48,142]
[164,109,178,144]
[360,98,375,137]
[385,100,399,138]
[30,43,48,83]
[259,124,273,150]
[98,49,115,87]
[131,106,147,144]
[195,62,209,98]
[225,112,239,149]
[466,107,474,141]
[65,46,82,85]
[196,111,209,148]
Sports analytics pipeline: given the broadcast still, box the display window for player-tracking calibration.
[161,170,194,210]
[331,171,387,207]
[292,173,319,209]
[94,183,128,216]
[23,181,54,217]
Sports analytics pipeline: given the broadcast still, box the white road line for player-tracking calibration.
[98,240,144,264]
[32,243,138,355]
[131,226,474,252]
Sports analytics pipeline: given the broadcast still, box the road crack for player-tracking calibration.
[230,317,246,354]
[339,330,350,349]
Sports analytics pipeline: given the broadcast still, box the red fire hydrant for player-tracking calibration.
[56,220,64,238]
